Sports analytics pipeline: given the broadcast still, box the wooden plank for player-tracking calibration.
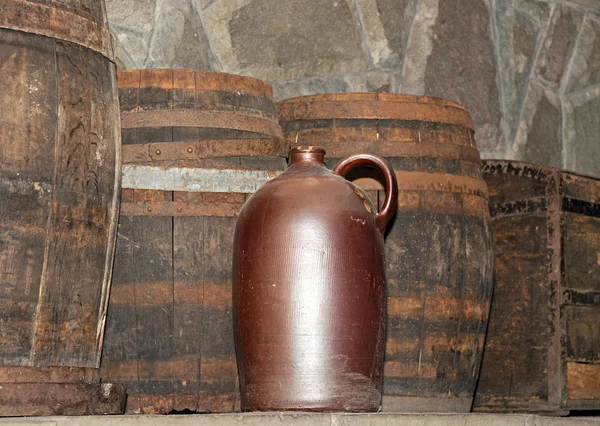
[382,198,488,398]
[172,69,196,109]
[0,29,57,366]
[100,217,140,384]
[565,305,600,363]
[563,172,600,205]
[482,161,553,205]
[564,213,600,292]
[199,217,237,413]
[0,382,125,416]
[474,214,554,406]
[133,214,174,385]
[452,197,493,397]
[0,366,98,383]
[32,41,118,367]
[171,215,205,409]
[567,362,600,402]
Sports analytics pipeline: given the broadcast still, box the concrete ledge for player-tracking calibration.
[0,413,599,426]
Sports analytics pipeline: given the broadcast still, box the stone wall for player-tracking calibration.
[107,0,600,176]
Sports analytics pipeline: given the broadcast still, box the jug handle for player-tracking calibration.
[333,154,399,234]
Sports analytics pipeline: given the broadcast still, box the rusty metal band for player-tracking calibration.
[121,165,279,193]
[120,200,243,217]
[277,100,474,130]
[122,165,488,198]
[310,141,481,164]
[0,366,99,383]
[122,138,289,164]
[121,110,283,138]
[0,0,113,60]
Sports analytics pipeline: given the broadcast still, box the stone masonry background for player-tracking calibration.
[107,0,600,177]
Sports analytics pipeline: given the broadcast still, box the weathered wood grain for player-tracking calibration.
[32,40,119,367]
[0,29,56,366]
[475,214,555,410]
[0,0,113,59]
[198,217,238,413]
[475,160,600,414]
[0,26,119,369]
[0,0,123,416]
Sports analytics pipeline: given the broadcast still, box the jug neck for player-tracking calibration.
[289,146,326,166]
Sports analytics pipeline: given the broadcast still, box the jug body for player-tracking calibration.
[232,147,398,412]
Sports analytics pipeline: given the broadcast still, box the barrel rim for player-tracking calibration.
[276,93,474,131]
[0,0,114,60]
[482,159,599,182]
[117,68,275,99]
[276,92,469,112]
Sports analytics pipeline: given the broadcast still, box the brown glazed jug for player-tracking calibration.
[232,146,398,412]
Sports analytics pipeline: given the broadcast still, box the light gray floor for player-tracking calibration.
[0,413,599,426]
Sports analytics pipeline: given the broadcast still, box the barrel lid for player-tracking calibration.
[0,0,114,61]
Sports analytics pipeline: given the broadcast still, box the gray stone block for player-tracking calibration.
[106,0,156,68]
[564,86,600,177]
[106,0,156,35]
[495,0,544,141]
[112,33,138,70]
[145,0,215,69]
[270,76,349,101]
[534,4,584,90]
[398,0,438,95]
[510,0,551,24]
[202,0,368,80]
[514,82,563,168]
[112,29,150,69]
[355,0,416,69]
[566,15,600,93]
[270,72,393,101]
[566,0,600,14]
[423,0,504,152]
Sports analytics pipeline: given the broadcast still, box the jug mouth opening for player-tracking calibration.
[289,146,326,165]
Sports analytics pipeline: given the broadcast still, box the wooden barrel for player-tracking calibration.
[277,93,494,413]
[475,160,600,414]
[100,69,287,414]
[0,0,125,416]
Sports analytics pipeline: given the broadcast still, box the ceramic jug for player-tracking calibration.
[232,146,398,412]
